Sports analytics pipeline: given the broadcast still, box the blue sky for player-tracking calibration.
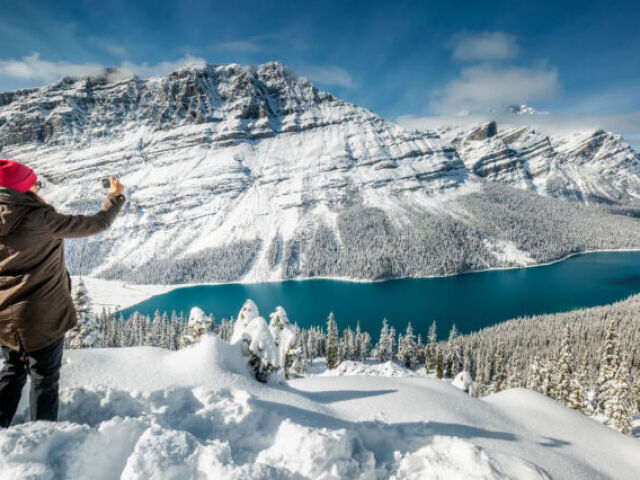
[1,0,639,145]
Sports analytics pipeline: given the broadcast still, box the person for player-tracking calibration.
[0,159,125,427]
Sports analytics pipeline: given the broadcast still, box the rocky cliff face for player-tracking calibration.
[0,62,638,284]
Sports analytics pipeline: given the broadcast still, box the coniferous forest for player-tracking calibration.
[68,279,639,435]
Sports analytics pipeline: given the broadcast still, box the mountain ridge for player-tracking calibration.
[0,61,638,284]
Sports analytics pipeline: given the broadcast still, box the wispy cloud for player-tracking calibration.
[210,34,281,53]
[0,53,103,82]
[451,31,520,62]
[0,52,207,85]
[430,63,560,115]
[297,65,354,88]
[119,55,206,78]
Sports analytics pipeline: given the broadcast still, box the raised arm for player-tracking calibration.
[42,176,126,239]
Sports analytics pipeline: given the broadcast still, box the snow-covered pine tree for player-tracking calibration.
[66,278,101,349]
[569,360,588,413]
[268,306,299,379]
[436,345,444,379]
[398,323,417,368]
[506,353,519,389]
[389,325,397,361]
[375,318,392,363]
[354,323,362,361]
[205,313,215,335]
[556,325,575,406]
[426,320,437,373]
[416,334,426,364]
[326,312,339,370]
[540,352,556,399]
[444,324,461,378]
[475,367,485,396]
[178,307,209,348]
[527,356,543,392]
[604,354,633,434]
[489,347,506,394]
[590,316,620,413]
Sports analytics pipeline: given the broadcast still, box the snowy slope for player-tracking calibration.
[0,338,638,479]
[0,62,639,284]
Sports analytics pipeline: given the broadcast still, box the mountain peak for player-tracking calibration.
[504,104,548,115]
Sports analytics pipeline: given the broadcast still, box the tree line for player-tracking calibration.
[67,278,639,435]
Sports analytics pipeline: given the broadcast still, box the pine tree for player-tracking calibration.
[489,347,506,394]
[569,360,588,413]
[66,278,101,349]
[556,325,574,405]
[445,324,461,378]
[475,368,485,397]
[398,323,417,368]
[354,323,362,361]
[326,312,339,370]
[416,334,426,365]
[540,352,556,399]
[527,356,543,392]
[506,353,519,389]
[389,325,397,361]
[375,318,392,362]
[605,355,633,434]
[426,321,437,373]
[436,345,444,379]
[591,316,620,413]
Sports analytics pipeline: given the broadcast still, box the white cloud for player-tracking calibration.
[430,64,560,115]
[297,65,354,88]
[119,55,206,78]
[451,32,520,61]
[0,53,103,82]
[0,53,207,85]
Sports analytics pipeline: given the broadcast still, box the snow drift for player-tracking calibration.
[0,337,638,479]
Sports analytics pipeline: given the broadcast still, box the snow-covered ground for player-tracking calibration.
[1,337,638,479]
[72,276,177,310]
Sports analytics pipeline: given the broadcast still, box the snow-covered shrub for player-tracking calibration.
[231,300,299,383]
[452,371,476,396]
[269,306,300,379]
[178,307,209,348]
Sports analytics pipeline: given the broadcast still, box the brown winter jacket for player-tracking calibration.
[0,188,125,352]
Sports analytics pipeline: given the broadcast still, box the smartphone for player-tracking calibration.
[101,178,111,189]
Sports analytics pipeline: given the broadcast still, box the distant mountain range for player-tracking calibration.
[0,62,638,284]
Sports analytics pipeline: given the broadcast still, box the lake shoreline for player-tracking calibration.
[114,246,640,290]
[79,247,640,312]
[111,250,640,341]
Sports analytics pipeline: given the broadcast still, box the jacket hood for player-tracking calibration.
[0,188,47,236]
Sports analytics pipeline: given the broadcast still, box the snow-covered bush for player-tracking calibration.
[268,306,300,379]
[231,299,299,383]
[452,371,476,396]
[178,307,210,348]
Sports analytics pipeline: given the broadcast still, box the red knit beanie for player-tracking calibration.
[0,159,37,193]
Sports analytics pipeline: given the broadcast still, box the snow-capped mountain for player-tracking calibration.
[504,104,547,115]
[435,121,640,203]
[0,62,638,284]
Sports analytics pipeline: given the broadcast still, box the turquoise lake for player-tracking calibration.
[121,251,640,339]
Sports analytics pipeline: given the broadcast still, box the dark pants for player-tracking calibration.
[0,338,63,427]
